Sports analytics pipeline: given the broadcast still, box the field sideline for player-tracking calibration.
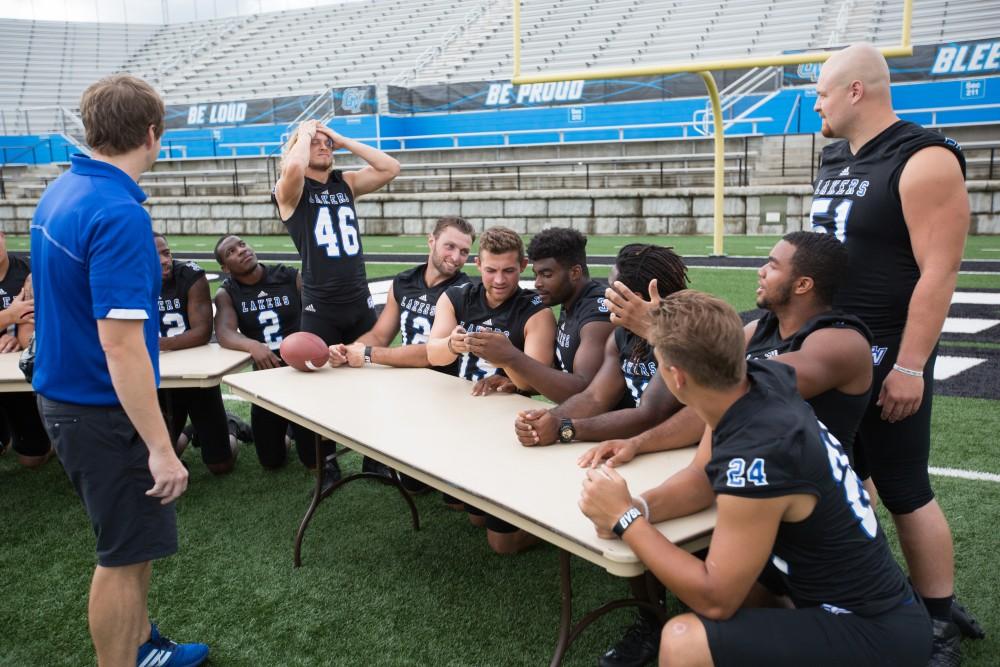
[1,235,997,666]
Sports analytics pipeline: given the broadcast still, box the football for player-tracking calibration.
[279,332,329,372]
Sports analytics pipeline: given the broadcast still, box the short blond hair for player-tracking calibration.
[651,290,745,389]
[478,226,524,260]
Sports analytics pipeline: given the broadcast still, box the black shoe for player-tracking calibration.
[226,412,253,444]
[599,613,660,667]
[399,472,430,495]
[176,423,197,456]
[951,599,985,640]
[928,618,962,667]
[318,456,342,496]
[362,456,394,479]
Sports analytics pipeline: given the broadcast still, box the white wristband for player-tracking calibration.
[634,494,650,520]
[892,363,923,378]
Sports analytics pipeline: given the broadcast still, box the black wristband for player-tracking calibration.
[363,346,373,366]
[612,506,643,537]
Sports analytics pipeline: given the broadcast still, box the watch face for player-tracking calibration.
[560,426,574,442]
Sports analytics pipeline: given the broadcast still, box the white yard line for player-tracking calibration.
[942,318,999,334]
[929,467,1000,483]
[951,291,1000,305]
[934,356,987,380]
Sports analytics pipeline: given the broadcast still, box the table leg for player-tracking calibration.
[293,435,327,567]
[294,434,422,568]
[550,551,668,667]
[550,551,574,667]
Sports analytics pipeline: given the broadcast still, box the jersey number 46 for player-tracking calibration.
[314,206,361,257]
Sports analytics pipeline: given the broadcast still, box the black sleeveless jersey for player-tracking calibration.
[158,259,205,338]
[445,282,548,382]
[746,311,872,453]
[0,255,30,336]
[556,280,611,374]
[393,264,471,345]
[222,264,301,351]
[707,361,911,616]
[274,170,368,305]
[393,264,471,376]
[614,327,658,408]
[811,120,966,337]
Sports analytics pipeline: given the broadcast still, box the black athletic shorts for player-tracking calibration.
[38,396,178,567]
[853,336,937,515]
[702,596,931,667]
[160,386,231,466]
[300,293,377,346]
[0,391,51,456]
[250,403,323,469]
[464,503,519,534]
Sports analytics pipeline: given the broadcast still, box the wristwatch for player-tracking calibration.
[558,418,576,443]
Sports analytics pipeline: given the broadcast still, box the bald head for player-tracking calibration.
[814,43,898,144]
[820,43,891,98]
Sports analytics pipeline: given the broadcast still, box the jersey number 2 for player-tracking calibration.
[258,310,282,350]
[161,312,186,338]
[314,206,360,257]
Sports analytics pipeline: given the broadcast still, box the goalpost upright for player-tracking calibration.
[511,0,915,255]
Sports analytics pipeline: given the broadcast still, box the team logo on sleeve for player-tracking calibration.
[531,295,543,306]
[597,297,609,313]
[871,346,888,366]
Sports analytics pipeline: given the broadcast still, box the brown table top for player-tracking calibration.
[224,365,715,577]
[0,343,251,393]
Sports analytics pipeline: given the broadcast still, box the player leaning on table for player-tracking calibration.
[426,225,556,554]
[213,233,330,474]
[155,232,237,475]
[0,230,51,468]
[579,290,931,667]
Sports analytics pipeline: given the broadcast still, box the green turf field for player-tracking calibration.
[0,242,997,666]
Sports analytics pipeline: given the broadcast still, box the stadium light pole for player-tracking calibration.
[510,0,915,256]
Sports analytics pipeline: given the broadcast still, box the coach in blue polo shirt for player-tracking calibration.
[31,75,208,667]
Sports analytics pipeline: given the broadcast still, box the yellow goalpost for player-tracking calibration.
[511,0,915,255]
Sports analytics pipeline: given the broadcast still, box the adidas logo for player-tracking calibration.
[482,318,493,326]
[257,290,268,298]
[138,648,174,667]
[305,304,317,312]
[419,294,428,302]
[838,166,850,176]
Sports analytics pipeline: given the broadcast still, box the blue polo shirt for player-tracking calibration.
[31,154,161,406]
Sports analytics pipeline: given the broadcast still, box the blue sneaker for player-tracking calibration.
[136,623,209,667]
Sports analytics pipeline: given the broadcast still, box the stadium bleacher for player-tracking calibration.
[0,0,997,194]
